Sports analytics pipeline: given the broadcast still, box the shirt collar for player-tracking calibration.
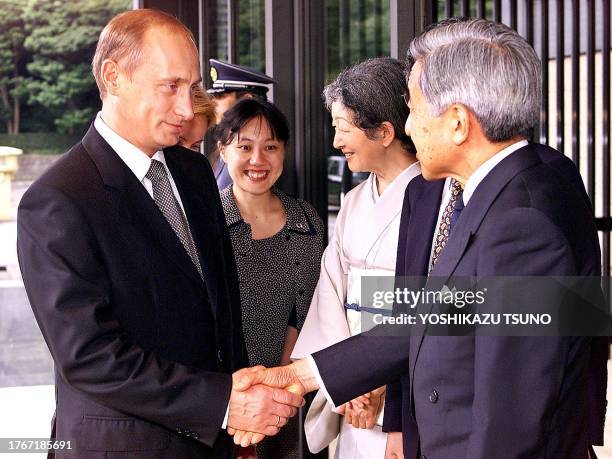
[94,112,165,181]
[220,187,314,234]
[462,139,528,205]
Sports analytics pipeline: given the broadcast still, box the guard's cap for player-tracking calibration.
[207,59,276,97]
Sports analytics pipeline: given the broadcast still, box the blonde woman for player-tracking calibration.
[178,86,216,151]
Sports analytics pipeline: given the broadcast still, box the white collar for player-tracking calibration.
[94,112,166,181]
[462,139,528,205]
[371,160,421,203]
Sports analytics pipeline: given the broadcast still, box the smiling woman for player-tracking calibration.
[291,57,419,458]
[217,99,289,205]
[215,98,325,458]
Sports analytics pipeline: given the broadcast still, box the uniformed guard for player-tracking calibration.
[206,59,276,190]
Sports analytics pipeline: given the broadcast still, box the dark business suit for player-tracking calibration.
[17,125,247,458]
[312,143,605,458]
[385,143,607,457]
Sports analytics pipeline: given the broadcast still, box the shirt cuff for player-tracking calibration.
[222,402,229,429]
[306,354,338,409]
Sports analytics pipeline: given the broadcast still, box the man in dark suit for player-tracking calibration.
[17,9,302,458]
[234,18,607,459]
[383,143,607,458]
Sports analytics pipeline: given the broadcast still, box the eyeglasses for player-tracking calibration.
[402,93,410,107]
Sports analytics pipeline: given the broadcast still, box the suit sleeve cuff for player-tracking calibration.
[307,354,338,409]
[222,402,229,429]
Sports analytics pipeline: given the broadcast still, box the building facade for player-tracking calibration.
[137,0,611,274]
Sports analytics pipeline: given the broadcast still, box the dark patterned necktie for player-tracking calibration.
[145,159,203,279]
[430,178,464,271]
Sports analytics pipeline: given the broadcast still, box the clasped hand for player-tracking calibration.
[336,386,386,429]
[227,360,318,447]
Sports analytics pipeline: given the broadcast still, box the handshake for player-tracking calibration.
[226,359,319,447]
[226,359,386,448]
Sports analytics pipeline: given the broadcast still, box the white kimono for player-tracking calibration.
[292,162,421,459]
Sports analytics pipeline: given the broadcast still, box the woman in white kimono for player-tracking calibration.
[292,57,420,458]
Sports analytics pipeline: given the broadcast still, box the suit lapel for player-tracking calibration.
[410,147,543,381]
[128,179,204,286]
[82,125,204,287]
[404,178,445,394]
[429,147,542,280]
[401,177,445,277]
[164,146,221,317]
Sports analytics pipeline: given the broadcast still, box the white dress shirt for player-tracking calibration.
[94,113,187,214]
[308,139,529,408]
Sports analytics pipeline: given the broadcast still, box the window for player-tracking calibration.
[325,0,390,83]
[237,0,265,72]
[324,0,390,210]
[206,0,229,62]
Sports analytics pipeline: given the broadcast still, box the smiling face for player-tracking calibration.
[330,101,386,173]
[219,116,285,196]
[111,27,201,155]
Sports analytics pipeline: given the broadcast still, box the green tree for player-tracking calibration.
[0,0,28,134]
[22,0,128,135]
[238,0,265,72]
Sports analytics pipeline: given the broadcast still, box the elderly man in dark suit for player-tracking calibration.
[17,9,302,459]
[233,18,607,459]
[384,144,606,459]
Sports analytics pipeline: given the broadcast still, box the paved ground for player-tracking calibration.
[0,181,54,390]
[0,181,27,281]
[0,179,55,457]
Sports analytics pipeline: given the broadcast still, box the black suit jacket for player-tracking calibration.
[17,125,247,458]
[312,143,605,458]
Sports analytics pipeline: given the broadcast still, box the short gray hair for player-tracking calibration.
[323,57,415,153]
[408,18,541,142]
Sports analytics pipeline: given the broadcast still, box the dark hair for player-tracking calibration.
[215,98,290,146]
[323,57,415,154]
